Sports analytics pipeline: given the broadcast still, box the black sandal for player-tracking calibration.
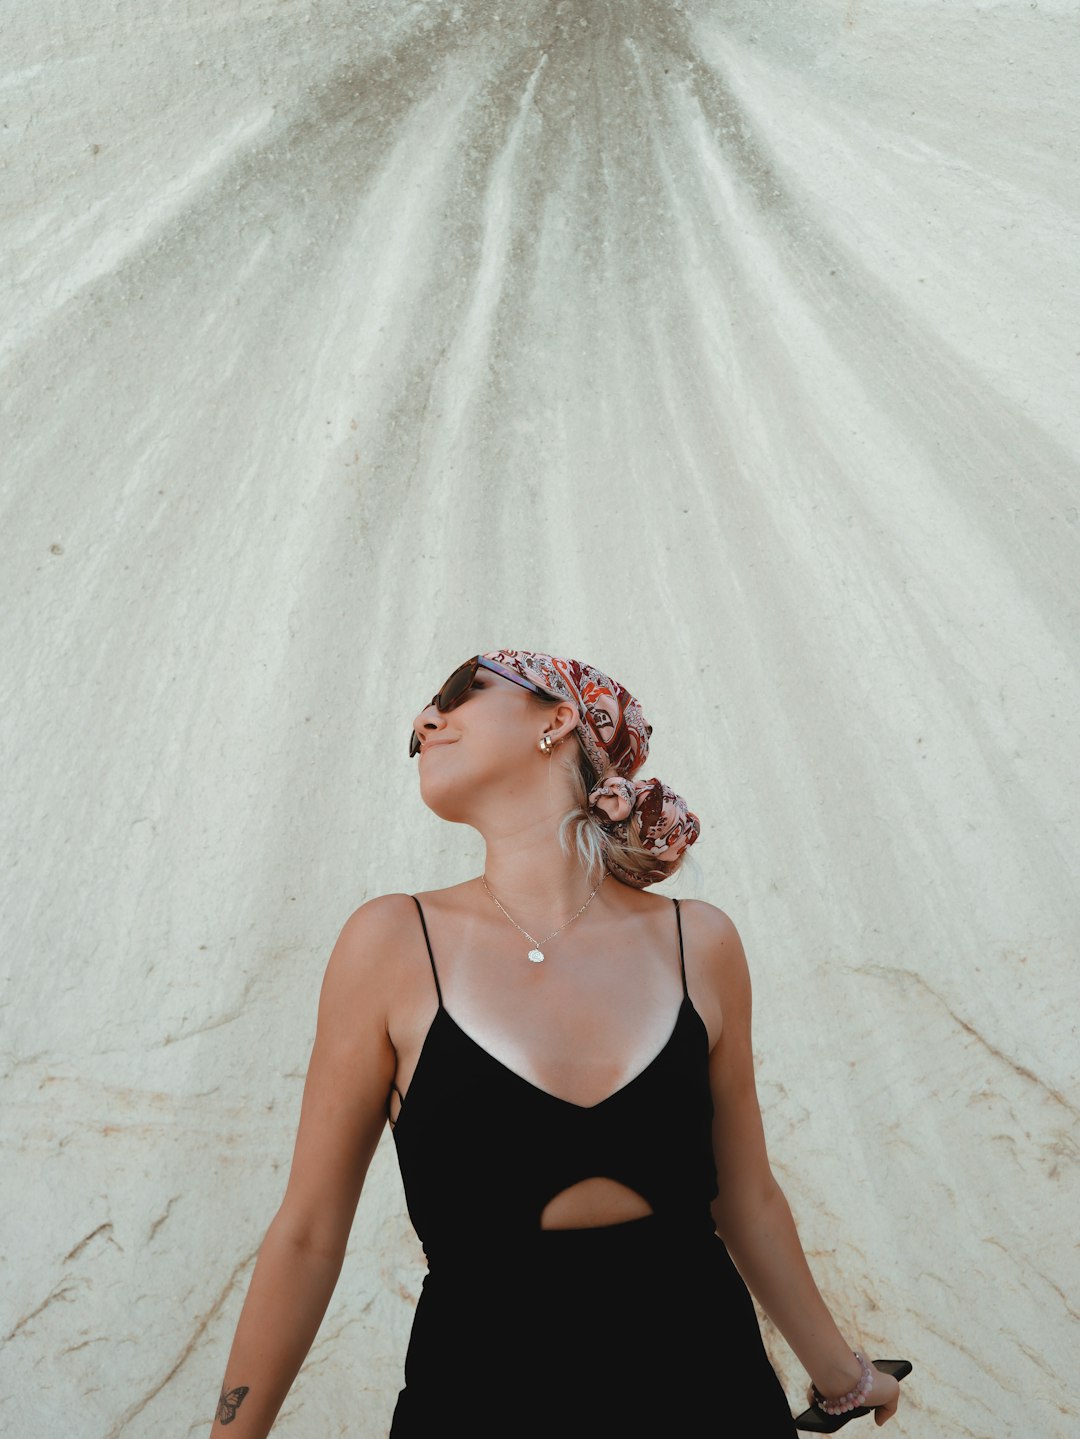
[793,1359,913,1432]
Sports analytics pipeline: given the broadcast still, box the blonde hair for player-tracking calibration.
[552,744,640,889]
[528,686,700,892]
[551,735,696,892]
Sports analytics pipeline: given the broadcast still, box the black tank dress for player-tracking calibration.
[388,895,798,1437]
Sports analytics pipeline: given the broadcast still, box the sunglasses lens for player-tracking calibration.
[437,659,478,710]
[410,660,479,757]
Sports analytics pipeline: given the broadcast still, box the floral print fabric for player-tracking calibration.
[482,649,700,888]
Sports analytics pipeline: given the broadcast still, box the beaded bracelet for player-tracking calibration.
[811,1351,874,1415]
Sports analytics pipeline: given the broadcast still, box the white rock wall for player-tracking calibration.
[2,2,1078,1436]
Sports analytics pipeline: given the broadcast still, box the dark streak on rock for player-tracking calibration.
[64,1221,114,1262]
[861,965,1078,1118]
[161,975,257,1047]
[985,1235,1080,1323]
[101,1244,260,1439]
[61,1336,107,1354]
[148,1196,179,1242]
[5,1281,78,1341]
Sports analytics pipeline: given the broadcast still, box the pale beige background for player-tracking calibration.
[2,2,1078,1436]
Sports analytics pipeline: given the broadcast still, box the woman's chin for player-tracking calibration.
[418,773,468,823]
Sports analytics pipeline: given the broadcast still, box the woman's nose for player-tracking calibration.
[413,701,446,740]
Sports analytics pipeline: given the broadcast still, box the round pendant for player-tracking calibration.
[527,948,545,964]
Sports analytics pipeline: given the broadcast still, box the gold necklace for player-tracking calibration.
[480,873,604,963]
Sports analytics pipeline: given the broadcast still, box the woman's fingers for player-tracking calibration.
[870,1369,901,1424]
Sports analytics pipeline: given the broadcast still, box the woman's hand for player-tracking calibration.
[865,1366,902,1425]
[803,1362,902,1426]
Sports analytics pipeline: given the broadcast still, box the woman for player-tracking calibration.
[207,650,905,1436]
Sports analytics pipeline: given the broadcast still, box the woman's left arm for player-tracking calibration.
[687,901,901,1422]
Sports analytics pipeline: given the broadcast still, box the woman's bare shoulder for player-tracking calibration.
[409,879,475,903]
[331,884,476,960]
[674,896,739,927]
[324,891,426,988]
[674,898,751,988]
[337,889,419,931]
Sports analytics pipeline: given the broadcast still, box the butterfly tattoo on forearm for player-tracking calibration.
[216,1384,250,1425]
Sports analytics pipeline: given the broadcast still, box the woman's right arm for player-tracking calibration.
[204,895,405,1437]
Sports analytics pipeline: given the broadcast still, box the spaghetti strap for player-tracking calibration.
[672,896,688,1000]
[410,895,443,1007]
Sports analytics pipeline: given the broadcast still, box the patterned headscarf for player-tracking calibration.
[482,649,701,888]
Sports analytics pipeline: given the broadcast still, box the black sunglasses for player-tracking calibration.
[409,657,553,757]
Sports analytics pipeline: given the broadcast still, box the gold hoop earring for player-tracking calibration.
[539,734,556,755]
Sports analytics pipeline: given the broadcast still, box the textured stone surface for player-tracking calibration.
[2,2,1078,1436]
